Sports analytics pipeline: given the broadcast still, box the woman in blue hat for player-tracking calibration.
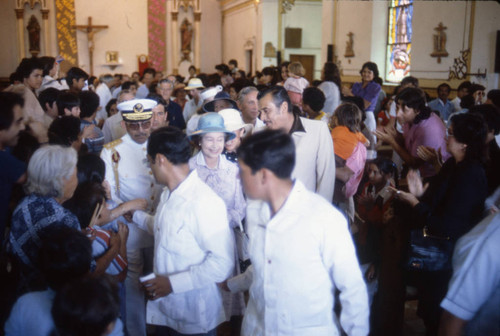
[188,112,246,328]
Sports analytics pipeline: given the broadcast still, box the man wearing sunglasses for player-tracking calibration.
[101,98,163,336]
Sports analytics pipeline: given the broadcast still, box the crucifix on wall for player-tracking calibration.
[72,17,108,75]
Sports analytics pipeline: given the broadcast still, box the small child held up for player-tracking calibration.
[331,103,370,220]
[284,62,309,108]
[354,157,398,307]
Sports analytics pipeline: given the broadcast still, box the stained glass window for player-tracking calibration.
[386,0,413,83]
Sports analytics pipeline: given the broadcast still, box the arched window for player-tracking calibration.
[386,0,413,83]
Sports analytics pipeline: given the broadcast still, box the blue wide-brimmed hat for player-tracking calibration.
[202,91,238,112]
[188,112,236,140]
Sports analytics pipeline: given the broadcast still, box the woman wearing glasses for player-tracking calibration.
[394,112,488,336]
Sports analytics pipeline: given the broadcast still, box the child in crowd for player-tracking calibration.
[75,153,148,233]
[331,103,370,220]
[56,91,80,117]
[63,181,128,280]
[63,181,130,326]
[79,91,105,154]
[354,157,398,307]
[303,87,328,123]
[284,62,309,108]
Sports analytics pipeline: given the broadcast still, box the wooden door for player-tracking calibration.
[289,54,315,83]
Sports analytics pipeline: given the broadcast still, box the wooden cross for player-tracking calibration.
[72,17,108,76]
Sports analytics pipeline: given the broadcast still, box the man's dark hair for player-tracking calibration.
[38,88,60,112]
[0,92,24,131]
[15,57,43,79]
[141,67,156,79]
[487,89,500,108]
[63,182,106,229]
[257,86,292,113]
[121,81,136,91]
[469,83,486,96]
[401,76,419,87]
[215,63,231,75]
[237,129,295,179]
[147,126,192,165]
[469,104,500,135]
[66,67,89,87]
[460,94,476,110]
[457,80,472,92]
[56,91,80,116]
[450,112,487,163]
[79,91,100,119]
[39,56,56,77]
[302,87,325,113]
[48,116,81,146]
[39,226,92,290]
[229,59,238,67]
[437,83,451,93]
[77,153,106,184]
[146,93,167,106]
[52,276,120,336]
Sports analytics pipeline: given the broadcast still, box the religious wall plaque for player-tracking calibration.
[285,28,302,49]
[106,51,119,64]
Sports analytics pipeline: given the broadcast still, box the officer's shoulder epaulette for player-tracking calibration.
[103,138,123,150]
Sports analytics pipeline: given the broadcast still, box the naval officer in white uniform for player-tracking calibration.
[101,98,163,336]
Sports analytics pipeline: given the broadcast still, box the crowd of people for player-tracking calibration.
[1,55,500,336]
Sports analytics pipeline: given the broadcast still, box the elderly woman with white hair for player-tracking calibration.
[8,145,80,291]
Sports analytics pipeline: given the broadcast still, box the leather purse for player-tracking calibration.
[405,226,454,271]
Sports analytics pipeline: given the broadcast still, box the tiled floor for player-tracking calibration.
[403,300,426,336]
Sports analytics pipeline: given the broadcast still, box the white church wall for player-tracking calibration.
[282,0,323,80]
[411,1,468,81]
[222,3,258,75]
[471,1,500,90]
[321,0,335,67]
[200,0,222,74]
[260,0,279,69]
[336,1,375,78]
[73,0,148,77]
[0,1,19,77]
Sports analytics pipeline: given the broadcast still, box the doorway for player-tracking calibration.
[245,49,253,77]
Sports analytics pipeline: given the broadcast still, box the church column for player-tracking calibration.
[41,9,50,55]
[194,12,201,72]
[171,12,179,75]
[15,9,25,61]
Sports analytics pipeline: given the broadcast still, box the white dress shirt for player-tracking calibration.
[136,83,149,99]
[292,117,336,201]
[145,170,235,334]
[183,97,203,123]
[96,83,113,122]
[242,180,369,336]
[102,113,125,144]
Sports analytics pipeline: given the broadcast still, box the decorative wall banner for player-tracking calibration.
[55,0,78,66]
[148,0,167,72]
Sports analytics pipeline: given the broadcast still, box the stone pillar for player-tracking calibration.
[41,9,50,55]
[171,12,179,75]
[194,12,201,72]
[15,9,25,61]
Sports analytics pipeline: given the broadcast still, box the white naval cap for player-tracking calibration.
[118,99,157,122]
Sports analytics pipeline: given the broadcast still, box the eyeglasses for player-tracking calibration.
[126,120,151,131]
[446,128,454,137]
